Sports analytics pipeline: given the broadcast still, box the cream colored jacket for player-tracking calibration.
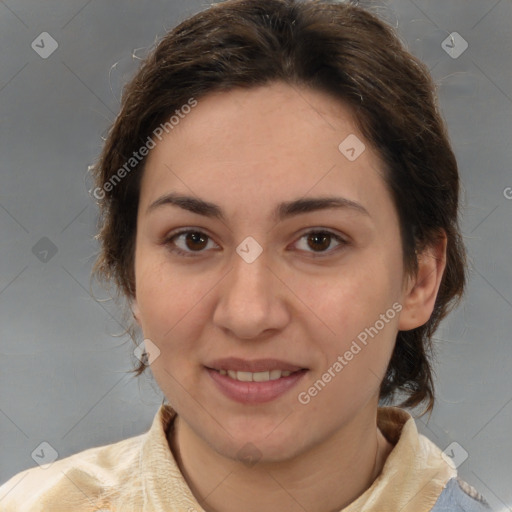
[0,406,491,511]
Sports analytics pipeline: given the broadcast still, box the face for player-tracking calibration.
[132,82,412,462]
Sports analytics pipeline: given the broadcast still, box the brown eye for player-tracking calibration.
[294,230,347,255]
[166,230,219,257]
[184,231,208,251]
[307,232,332,252]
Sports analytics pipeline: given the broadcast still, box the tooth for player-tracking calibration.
[253,371,270,382]
[222,369,296,381]
[269,370,282,380]
[236,371,253,382]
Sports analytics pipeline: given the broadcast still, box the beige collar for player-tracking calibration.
[140,405,456,511]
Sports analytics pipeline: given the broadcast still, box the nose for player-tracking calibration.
[212,251,290,340]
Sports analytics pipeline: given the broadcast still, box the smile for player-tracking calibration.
[206,366,308,404]
[213,369,297,382]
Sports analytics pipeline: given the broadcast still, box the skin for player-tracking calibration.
[131,81,447,512]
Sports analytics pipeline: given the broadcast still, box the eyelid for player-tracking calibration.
[163,227,349,257]
[163,228,221,258]
[290,228,349,256]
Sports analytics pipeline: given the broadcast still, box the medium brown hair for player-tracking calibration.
[90,0,467,415]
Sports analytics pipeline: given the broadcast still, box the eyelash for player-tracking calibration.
[163,228,349,258]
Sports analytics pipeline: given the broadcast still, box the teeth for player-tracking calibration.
[269,369,282,380]
[253,371,269,382]
[237,371,253,382]
[218,369,296,382]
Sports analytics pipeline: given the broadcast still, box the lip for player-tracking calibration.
[206,367,308,404]
[205,357,306,373]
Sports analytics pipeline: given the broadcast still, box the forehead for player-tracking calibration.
[140,82,392,222]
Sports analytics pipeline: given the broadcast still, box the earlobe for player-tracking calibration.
[398,232,447,331]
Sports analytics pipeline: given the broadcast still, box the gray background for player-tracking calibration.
[0,0,510,509]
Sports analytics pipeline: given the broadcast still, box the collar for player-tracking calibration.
[139,405,456,511]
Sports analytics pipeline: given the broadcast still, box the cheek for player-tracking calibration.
[134,253,206,351]
[297,288,398,417]
[293,257,400,393]
[134,258,213,403]
[296,259,400,340]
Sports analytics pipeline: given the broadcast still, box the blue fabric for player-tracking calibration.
[431,477,493,512]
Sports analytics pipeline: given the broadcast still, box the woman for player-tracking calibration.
[0,0,493,510]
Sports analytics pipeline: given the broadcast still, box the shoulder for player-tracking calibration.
[431,477,494,512]
[0,432,145,512]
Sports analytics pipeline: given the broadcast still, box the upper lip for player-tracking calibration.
[206,357,307,373]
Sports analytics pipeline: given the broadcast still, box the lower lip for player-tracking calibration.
[206,367,308,404]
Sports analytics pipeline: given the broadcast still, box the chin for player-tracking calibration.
[208,421,308,465]
[217,436,303,466]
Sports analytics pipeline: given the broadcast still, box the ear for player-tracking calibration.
[131,298,141,325]
[398,231,447,331]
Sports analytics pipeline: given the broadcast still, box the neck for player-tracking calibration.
[168,406,393,512]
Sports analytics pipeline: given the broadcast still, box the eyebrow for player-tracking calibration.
[146,193,370,222]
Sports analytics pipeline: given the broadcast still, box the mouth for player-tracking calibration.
[204,358,309,404]
[208,368,304,382]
